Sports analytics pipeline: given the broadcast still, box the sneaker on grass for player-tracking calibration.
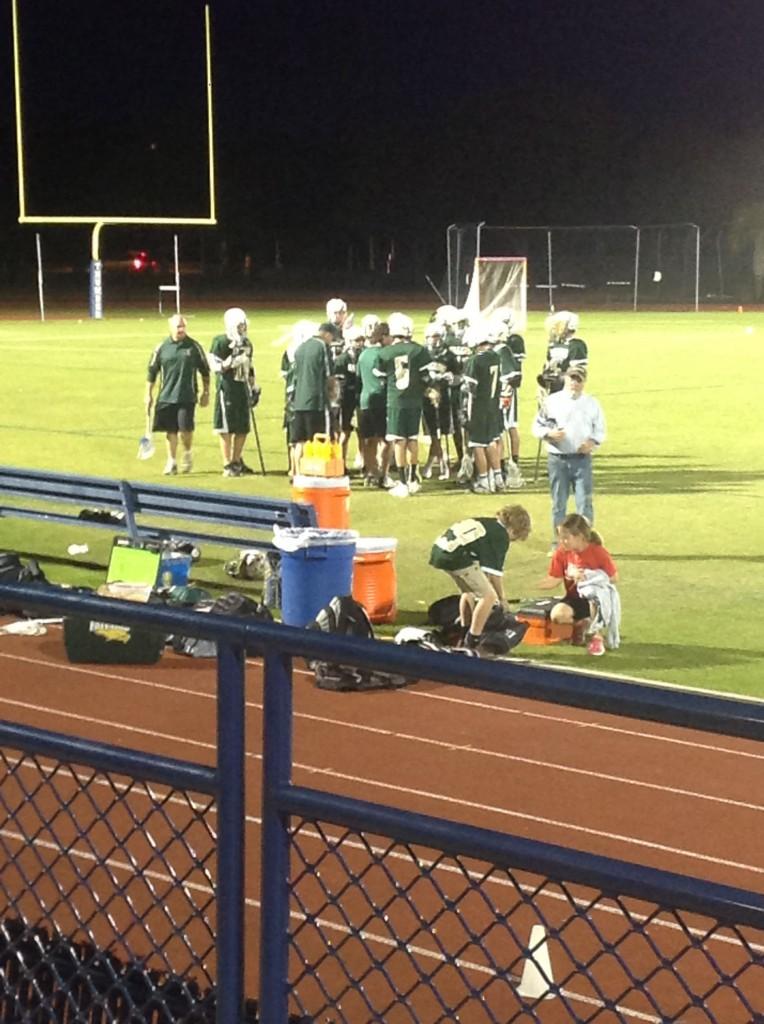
[163,458,178,476]
[407,479,421,495]
[223,462,241,478]
[389,481,410,498]
[180,451,193,474]
[237,459,256,475]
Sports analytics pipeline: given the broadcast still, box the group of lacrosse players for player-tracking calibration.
[280,298,540,497]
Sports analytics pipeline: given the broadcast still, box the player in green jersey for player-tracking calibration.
[430,505,531,650]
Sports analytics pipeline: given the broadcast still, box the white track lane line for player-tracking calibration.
[2,653,762,814]
[0,691,760,877]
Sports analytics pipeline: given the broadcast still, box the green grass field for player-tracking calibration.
[0,303,762,697]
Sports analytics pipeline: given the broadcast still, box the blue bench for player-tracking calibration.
[0,465,317,552]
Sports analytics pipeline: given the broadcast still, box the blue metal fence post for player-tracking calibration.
[216,639,246,1024]
[258,649,294,1024]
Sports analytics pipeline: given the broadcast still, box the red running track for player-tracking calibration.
[0,627,763,1022]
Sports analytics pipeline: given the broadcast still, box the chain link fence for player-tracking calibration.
[285,817,764,1023]
[0,744,219,1021]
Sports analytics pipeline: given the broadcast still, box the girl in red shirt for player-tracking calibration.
[538,514,618,653]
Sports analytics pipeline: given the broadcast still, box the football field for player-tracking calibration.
[0,303,761,697]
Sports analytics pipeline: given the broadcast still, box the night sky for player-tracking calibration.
[2,0,764,267]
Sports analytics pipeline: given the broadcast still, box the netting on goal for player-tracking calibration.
[462,257,528,329]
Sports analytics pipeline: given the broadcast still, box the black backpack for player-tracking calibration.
[170,591,273,658]
[308,595,413,692]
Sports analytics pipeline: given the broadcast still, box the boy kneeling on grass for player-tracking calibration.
[538,513,620,656]
[429,505,532,651]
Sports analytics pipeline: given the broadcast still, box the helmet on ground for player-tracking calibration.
[388,312,414,339]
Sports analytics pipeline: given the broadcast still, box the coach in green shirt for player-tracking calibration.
[430,505,531,650]
[146,314,210,475]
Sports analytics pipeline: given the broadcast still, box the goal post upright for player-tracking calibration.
[12,0,218,318]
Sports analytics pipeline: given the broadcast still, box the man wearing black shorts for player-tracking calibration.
[146,314,210,475]
[291,323,337,463]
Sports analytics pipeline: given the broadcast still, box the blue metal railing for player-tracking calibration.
[1,582,763,1023]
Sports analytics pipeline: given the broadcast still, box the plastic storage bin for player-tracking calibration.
[273,527,358,626]
[291,474,351,529]
[352,537,398,624]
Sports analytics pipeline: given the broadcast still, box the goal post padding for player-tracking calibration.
[462,257,528,330]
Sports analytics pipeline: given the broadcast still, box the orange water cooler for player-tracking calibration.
[352,537,398,624]
[291,474,351,529]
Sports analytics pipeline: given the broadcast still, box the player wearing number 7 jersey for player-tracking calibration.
[462,327,503,493]
[376,313,433,496]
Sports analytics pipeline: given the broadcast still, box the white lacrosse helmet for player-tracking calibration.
[435,304,459,326]
[493,305,515,331]
[326,297,347,317]
[463,320,490,348]
[388,312,414,339]
[344,326,364,347]
[287,319,318,360]
[361,313,380,338]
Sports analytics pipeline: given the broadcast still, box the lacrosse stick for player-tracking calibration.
[249,407,267,475]
[137,406,155,460]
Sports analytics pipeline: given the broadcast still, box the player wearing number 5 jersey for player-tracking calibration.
[376,313,433,496]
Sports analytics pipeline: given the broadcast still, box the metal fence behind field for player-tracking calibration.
[1,584,764,1023]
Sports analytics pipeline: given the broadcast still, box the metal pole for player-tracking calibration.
[35,233,45,322]
[258,650,294,1024]
[216,639,246,1024]
[546,230,553,311]
[693,223,700,312]
[633,227,641,312]
[173,233,180,313]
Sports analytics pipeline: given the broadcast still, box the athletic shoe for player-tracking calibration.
[471,482,491,494]
[422,460,435,479]
[380,474,395,489]
[237,459,256,476]
[493,475,506,492]
[223,462,241,478]
[362,474,376,488]
[407,479,421,495]
[163,459,178,476]
[180,452,193,474]
[389,481,409,498]
[587,635,606,657]
[439,460,450,480]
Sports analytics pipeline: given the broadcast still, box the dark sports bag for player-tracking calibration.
[0,552,50,616]
[170,591,273,658]
[308,595,413,692]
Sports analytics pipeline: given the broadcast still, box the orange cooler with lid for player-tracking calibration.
[352,537,398,624]
[291,474,351,530]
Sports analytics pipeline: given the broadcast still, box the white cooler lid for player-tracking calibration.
[355,537,398,553]
[292,474,350,489]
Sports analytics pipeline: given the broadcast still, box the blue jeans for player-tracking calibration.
[547,453,594,540]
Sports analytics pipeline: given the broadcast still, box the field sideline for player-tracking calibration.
[0,303,761,697]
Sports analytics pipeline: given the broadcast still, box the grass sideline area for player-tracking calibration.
[0,304,761,697]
